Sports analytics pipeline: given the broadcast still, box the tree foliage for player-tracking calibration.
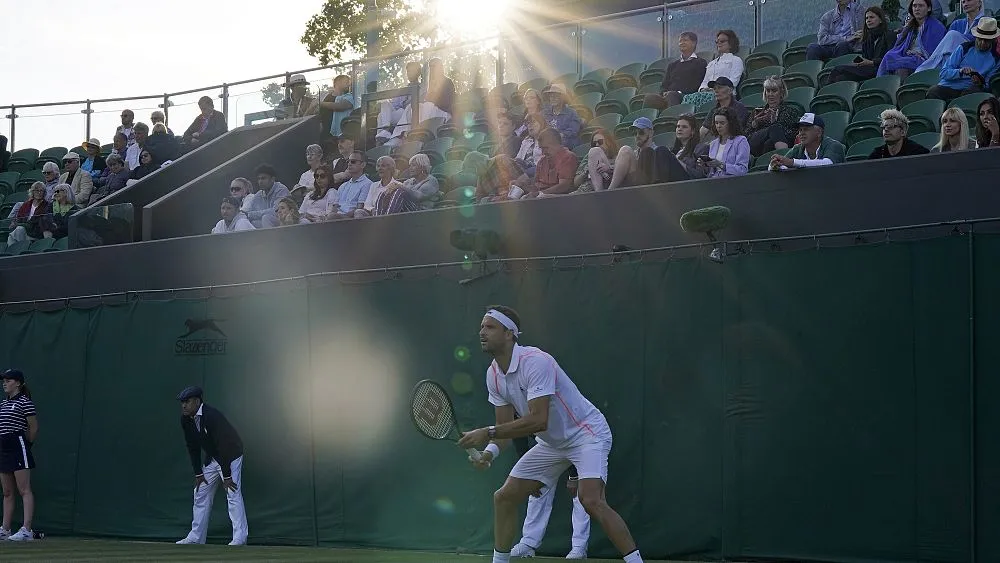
[260,83,284,108]
[300,0,432,66]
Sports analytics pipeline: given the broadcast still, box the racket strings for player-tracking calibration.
[411,384,456,439]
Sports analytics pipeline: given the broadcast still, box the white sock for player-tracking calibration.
[623,549,643,562]
[492,549,511,563]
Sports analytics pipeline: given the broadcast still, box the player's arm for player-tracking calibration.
[492,396,549,439]
[489,404,515,453]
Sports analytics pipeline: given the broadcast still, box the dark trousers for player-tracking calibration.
[926,84,985,104]
[826,63,877,86]
[749,124,792,157]
[643,91,684,110]
[806,41,855,62]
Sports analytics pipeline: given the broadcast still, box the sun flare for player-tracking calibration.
[433,0,511,37]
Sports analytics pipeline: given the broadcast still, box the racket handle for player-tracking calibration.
[466,448,483,462]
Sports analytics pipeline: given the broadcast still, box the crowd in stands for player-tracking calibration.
[2,1,1000,245]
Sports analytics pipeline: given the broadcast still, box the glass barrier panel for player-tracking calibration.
[164,88,224,140]
[760,0,847,44]
[89,99,163,153]
[428,38,500,94]
[227,77,283,128]
[10,104,86,154]
[666,0,756,61]
[67,203,135,249]
[0,107,10,151]
[503,24,578,85]
[581,9,665,74]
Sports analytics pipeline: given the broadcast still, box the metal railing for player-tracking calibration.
[2,0,864,153]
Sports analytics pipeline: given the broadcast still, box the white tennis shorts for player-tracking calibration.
[510,436,612,487]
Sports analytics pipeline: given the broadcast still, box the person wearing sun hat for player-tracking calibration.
[926,17,1000,103]
[541,83,582,149]
[279,73,317,119]
[80,138,107,176]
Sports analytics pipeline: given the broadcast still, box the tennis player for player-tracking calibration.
[0,369,39,542]
[457,306,643,563]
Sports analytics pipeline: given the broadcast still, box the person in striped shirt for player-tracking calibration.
[0,369,38,542]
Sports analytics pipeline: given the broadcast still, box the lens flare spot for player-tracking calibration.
[459,204,476,218]
[462,255,474,271]
[451,372,474,395]
[454,346,470,362]
[434,497,456,514]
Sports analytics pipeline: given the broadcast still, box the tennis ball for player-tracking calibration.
[451,372,474,395]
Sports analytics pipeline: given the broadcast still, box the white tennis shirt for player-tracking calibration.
[486,344,611,449]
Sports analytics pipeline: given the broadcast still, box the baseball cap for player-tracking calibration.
[631,117,654,131]
[176,386,203,401]
[1,369,24,383]
[62,151,81,162]
[707,77,735,89]
[798,112,825,129]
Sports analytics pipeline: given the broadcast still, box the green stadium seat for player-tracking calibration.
[573,143,591,159]
[844,103,894,146]
[518,77,549,95]
[491,82,518,103]
[785,87,816,115]
[810,81,859,114]
[782,34,818,68]
[552,72,579,88]
[432,160,464,184]
[0,243,5,256]
[7,149,39,175]
[653,104,696,135]
[653,132,676,148]
[751,148,786,173]
[570,92,603,122]
[461,151,489,176]
[744,40,787,74]
[739,65,785,99]
[606,62,646,91]
[595,87,637,117]
[817,111,851,144]
[408,117,448,143]
[895,69,943,108]
[15,170,44,192]
[852,76,901,112]
[817,54,862,85]
[392,141,424,161]
[35,147,68,170]
[442,186,477,205]
[365,145,393,163]
[420,137,455,168]
[0,191,24,216]
[582,113,623,140]
[782,60,823,90]
[48,237,68,252]
[902,99,946,136]
[622,108,658,125]
[909,132,940,150]
[742,92,765,110]
[0,171,19,196]
[639,59,669,87]
[616,135,636,147]
[23,238,55,254]
[695,100,717,120]
[991,73,1000,97]
[0,240,29,256]
[845,137,884,161]
[574,68,615,96]
[630,84,663,113]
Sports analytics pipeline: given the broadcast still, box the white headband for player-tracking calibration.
[486,309,520,336]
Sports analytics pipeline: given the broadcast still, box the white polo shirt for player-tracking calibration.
[486,344,611,449]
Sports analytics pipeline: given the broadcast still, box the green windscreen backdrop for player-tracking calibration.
[1,233,996,562]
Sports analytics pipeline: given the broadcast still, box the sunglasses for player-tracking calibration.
[591,139,605,147]
[347,159,364,164]
[230,186,243,192]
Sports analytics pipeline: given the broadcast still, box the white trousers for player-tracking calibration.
[387,102,451,141]
[519,482,591,550]
[376,102,406,140]
[185,456,248,544]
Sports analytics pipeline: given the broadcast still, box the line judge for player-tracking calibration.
[175,386,248,546]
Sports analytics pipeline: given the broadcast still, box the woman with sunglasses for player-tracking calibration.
[298,164,338,222]
[128,150,158,182]
[572,128,619,192]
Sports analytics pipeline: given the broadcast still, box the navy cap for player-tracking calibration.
[1,369,24,383]
[176,386,203,401]
[708,77,735,89]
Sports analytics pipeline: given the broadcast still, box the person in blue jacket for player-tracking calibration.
[926,17,1000,102]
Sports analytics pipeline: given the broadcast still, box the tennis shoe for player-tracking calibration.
[511,542,536,557]
[7,527,34,541]
[566,546,587,559]
[0,528,10,540]
[175,536,198,544]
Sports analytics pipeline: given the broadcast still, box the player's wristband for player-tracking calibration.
[485,443,501,460]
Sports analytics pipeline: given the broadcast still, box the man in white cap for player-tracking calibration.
[58,152,93,204]
[541,83,582,149]
[281,74,318,119]
[769,113,846,171]
[925,16,1000,103]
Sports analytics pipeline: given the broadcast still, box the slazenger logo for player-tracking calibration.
[174,319,228,356]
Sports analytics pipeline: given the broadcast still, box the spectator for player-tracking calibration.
[807,1,865,63]
[319,75,356,141]
[117,109,136,147]
[868,108,931,157]
[684,30,744,107]
[878,0,946,78]
[699,77,748,140]
[291,144,324,204]
[125,123,149,170]
[110,132,127,158]
[573,128,619,192]
[975,96,1000,147]
[128,150,158,182]
[275,197,308,226]
[607,118,658,189]
[514,113,547,181]
[541,83,583,149]
[37,184,79,239]
[492,112,522,158]
[372,163,420,216]
[329,136,357,189]
[6,183,51,245]
[514,89,543,137]
[299,164,339,223]
[932,107,978,151]
[89,154,130,204]
[702,107,751,178]
[228,177,253,205]
[376,62,423,145]
[826,6,891,84]
[645,32,708,109]
[211,196,255,234]
[401,153,440,209]
[668,115,710,179]
[150,110,173,135]
[327,152,372,219]
[241,164,290,228]
[770,113,847,170]
[358,156,401,217]
[145,123,180,166]
[744,76,803,157]
[528,128,579,197]
[59,152,93,204]
[917,0,987,72]
[80,138,107,176]
[482,91,511,125]
[386,58,456,144]
[40,162,61,201]
[182,96,228,150]
[280,74,318,119]
[926,17,1000,102]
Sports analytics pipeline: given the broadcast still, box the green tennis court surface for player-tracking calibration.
[0,538,699,562]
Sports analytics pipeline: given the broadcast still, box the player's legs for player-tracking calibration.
[225,456,248,545]
[518,482,556,549]
[189,461,222,544]
[0,472,15,532]
[569,438,642,561]
[495,444,571,561]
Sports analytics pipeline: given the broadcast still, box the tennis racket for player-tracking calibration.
[410,379,483,462]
